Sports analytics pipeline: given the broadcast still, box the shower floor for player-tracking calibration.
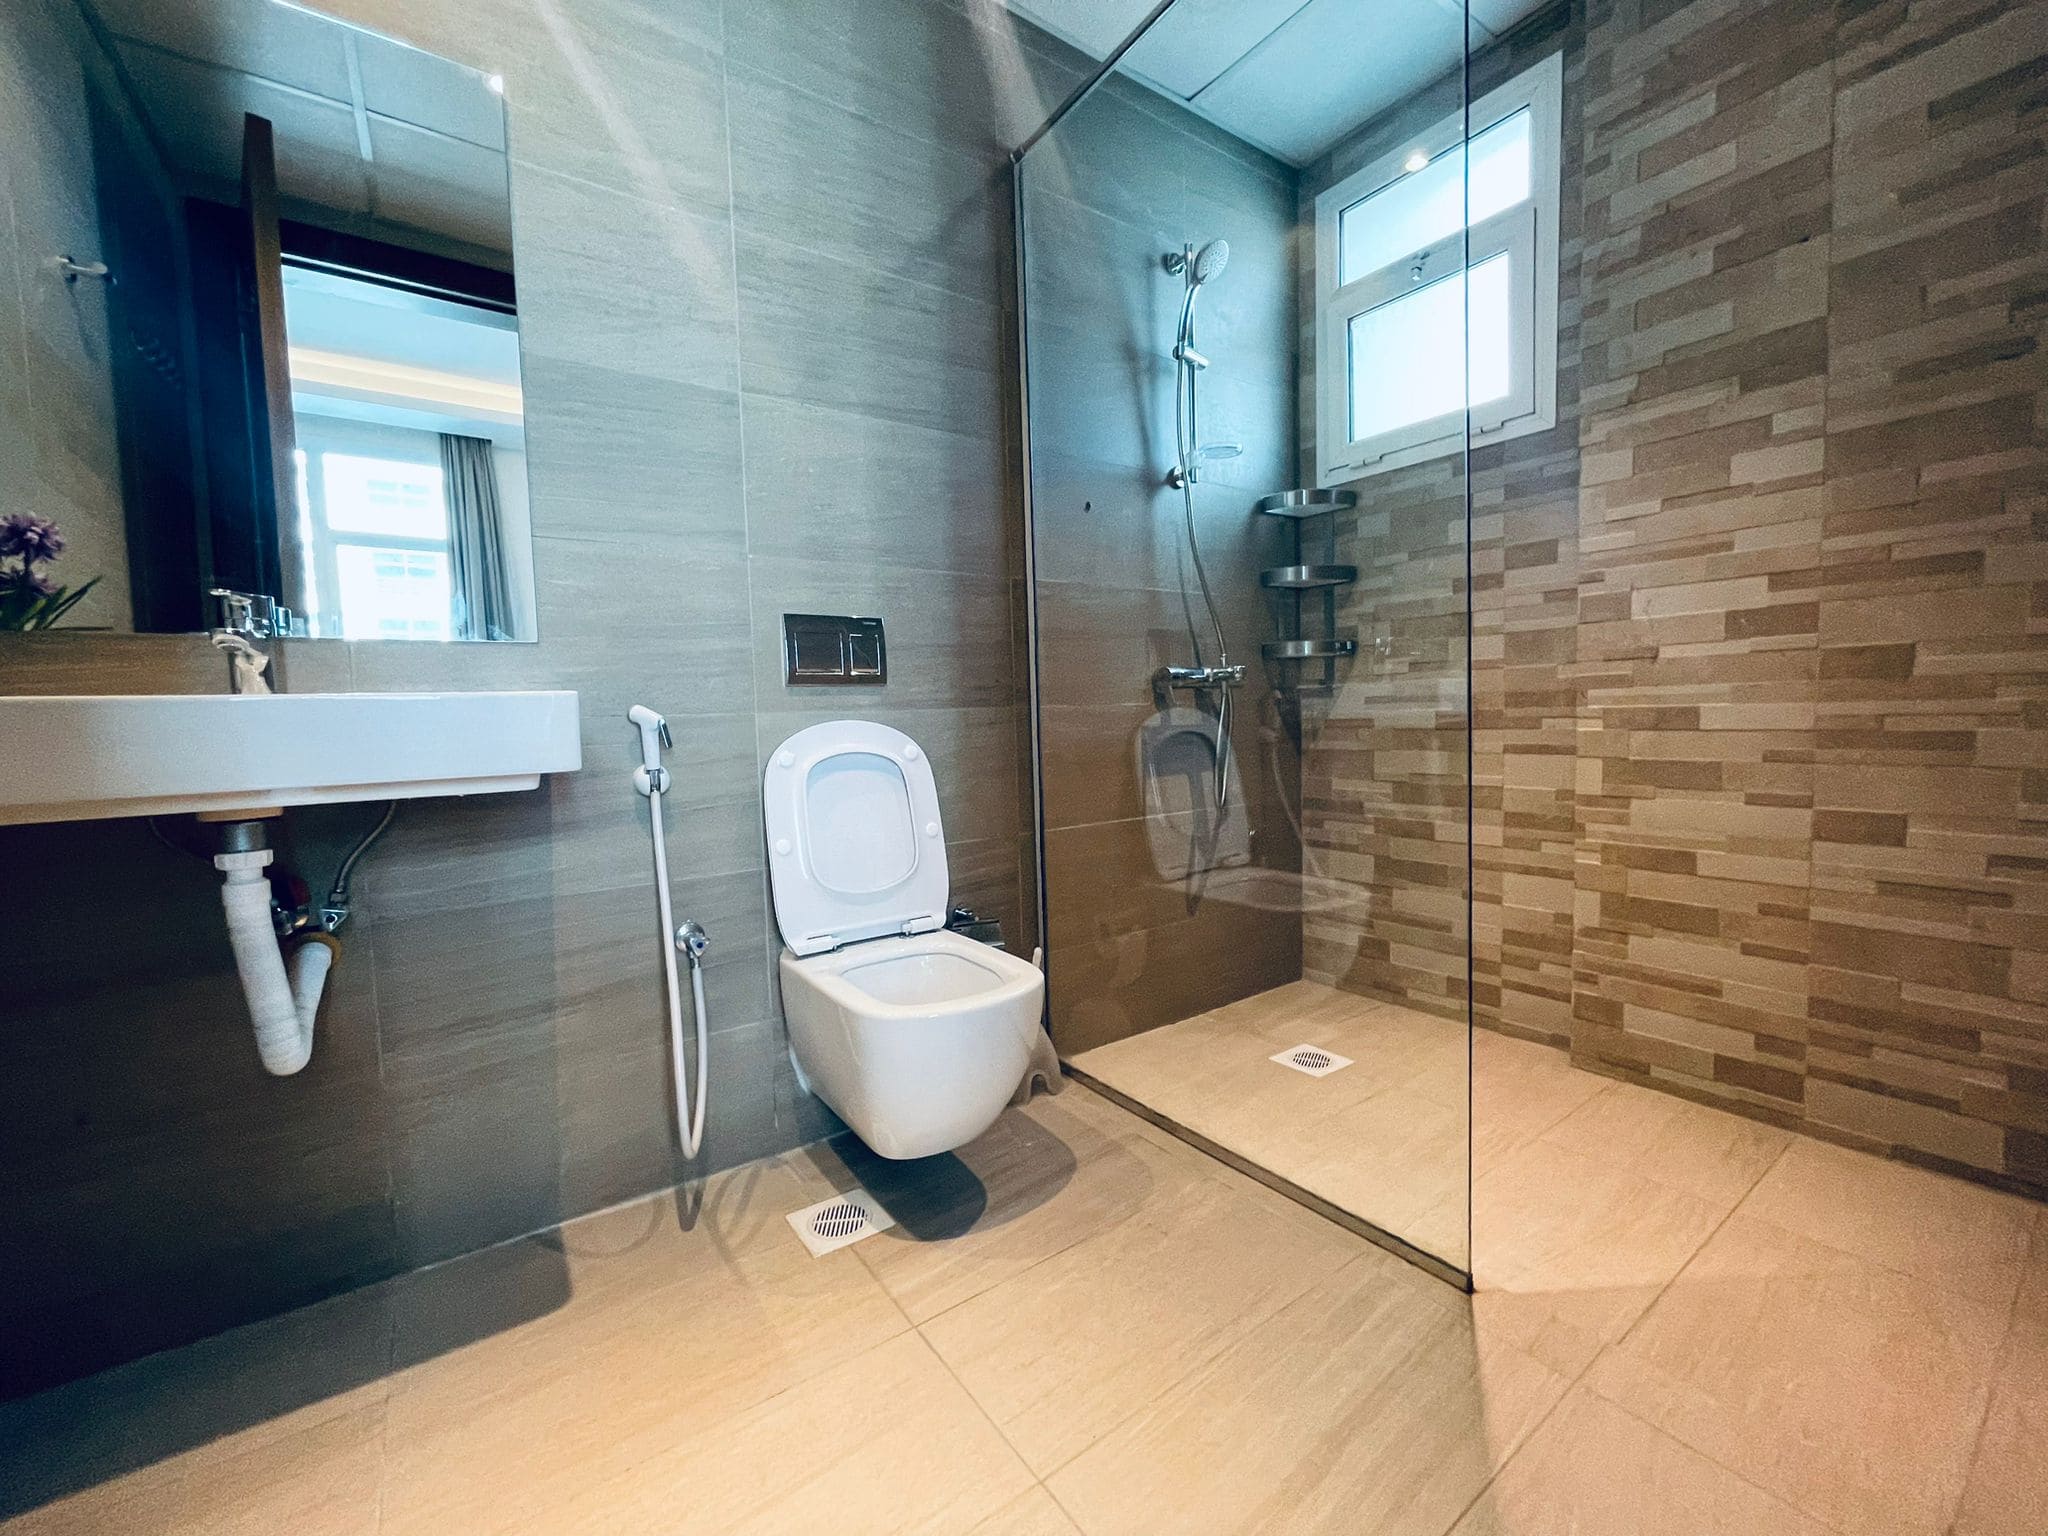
[1068,980,1491,1264]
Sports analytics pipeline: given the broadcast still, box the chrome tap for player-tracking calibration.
[208,588,278,695]
[1156,663,1246,691]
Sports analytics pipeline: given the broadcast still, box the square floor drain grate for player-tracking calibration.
[1270,1043,1354,1078]
[785,1189,895,1257]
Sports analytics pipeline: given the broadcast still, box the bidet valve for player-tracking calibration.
[675,919,708,965]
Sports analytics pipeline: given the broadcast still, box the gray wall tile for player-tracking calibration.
[0,0,1056,1397]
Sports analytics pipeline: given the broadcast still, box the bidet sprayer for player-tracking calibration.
[629,704,673,795]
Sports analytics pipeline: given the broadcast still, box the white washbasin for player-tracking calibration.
[0,691,581,826]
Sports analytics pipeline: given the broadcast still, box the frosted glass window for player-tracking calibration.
[1339,109,1532,284]
[1346,252,1513,442]
[320,453,448,540]
[1314,52,1560,483]
[336,546,450,640]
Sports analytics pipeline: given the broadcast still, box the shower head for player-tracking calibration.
[1191,238,1229,286]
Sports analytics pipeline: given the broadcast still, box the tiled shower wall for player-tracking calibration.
[1307,0,2048,1195]
[1023,75,1305,1056]
[0,0,1075,1396]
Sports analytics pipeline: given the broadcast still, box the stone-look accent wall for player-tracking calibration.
[1306,0,2048,1195]
[1297,5,1583,1033]
[1809,0,2048,1182]
[1575,0,2048,1191]
[1571,0,1838,1124]
[0,0,1073,1397]
[1023,75,1305,1056]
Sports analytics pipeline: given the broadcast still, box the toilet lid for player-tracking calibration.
[764,720,950,956]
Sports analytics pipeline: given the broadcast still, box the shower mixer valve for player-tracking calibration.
[1158,664,1245,690]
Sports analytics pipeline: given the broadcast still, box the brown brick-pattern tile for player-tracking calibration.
[1306,11,1585,1039]
[1572,0,1833,1118]
[1301,461,1473,1021]
[1306,0,2048,1198]
[1470,13,1589,1051]
[1808,0,2048,1175]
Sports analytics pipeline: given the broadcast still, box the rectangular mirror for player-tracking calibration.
[0,0,536,642]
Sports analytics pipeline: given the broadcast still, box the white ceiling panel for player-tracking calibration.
[284,270,519,383]
[1002,0,1156,59]
[112,38,365,193]
[86,0,351,100]
[353,30,504,152]
[1118,0,1317,99]
[1008,0,1559,166]
[1189,0,1465,165]
[1466,0,1555,36]
[88,0,507,251]
[365,117,512,253]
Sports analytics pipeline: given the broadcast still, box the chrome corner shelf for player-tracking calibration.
[1257,486,1358,688]
[1262,636,1358,662]
[1254,488,1357,519]
[1261,563,1357,591]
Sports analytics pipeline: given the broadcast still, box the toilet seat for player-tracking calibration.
[763,720,950,956]
[795,927,1043,1013]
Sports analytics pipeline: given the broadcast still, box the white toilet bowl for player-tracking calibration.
[765,720,1046,1159]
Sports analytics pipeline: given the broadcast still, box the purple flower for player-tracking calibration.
[0,514,65,563]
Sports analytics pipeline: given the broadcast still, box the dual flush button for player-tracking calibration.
[783,613,886,686]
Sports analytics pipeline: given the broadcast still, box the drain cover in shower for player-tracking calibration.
[785,1188,896,1257]
[1270,1043,1354,1078]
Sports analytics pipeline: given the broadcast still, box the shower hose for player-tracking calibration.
[644,775,708,1157]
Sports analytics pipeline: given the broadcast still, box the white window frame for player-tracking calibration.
[1314,52,1563,486]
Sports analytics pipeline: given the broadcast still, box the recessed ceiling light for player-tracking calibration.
[1404,150,1430,173]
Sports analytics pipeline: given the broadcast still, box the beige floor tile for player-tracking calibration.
[2018,1218,2048,1330]
[379,1156,912,1535]
[1735,1137,2039,1309]
[1449,1387,1831,1536]
[1953,1318,2048,1536]
[1257,1085,1469,1266]
[1953,1226,2048,1536]
[965,1484,1084,1534]
[1538,1079,1791,1207]
[1473,1137,1729,1351]
[1104,1088,1450,1256]
[1046,1252,1572,1536]
[1071,983,1472,1268]
[5,1403,385,1536]
[1074,991,1447,1141]
[1470,1033,1609,1175]
[514,1332,1034,1535]
[919,1152,1365,1476]
[1586,1208,2010,1536]
[826,1090,1195,1324]
[0,1284,393,1528]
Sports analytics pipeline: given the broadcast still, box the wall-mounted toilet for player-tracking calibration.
[765,720,1046,1159]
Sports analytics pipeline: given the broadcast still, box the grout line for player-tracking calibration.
[903,1328,1044,1496]
[1446,1100,1819,1533]
[1603,1135,1794,1360]
[1940,1208,2038,1532]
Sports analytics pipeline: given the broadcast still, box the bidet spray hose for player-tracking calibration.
[633,705,708,1158]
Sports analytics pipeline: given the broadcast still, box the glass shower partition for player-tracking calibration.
[1013,0,1476,1282]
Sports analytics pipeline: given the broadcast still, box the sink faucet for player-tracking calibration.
[209,588,279,695]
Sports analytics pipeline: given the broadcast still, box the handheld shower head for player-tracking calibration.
[1191,238,1229,286]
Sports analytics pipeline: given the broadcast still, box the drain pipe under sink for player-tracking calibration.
[213,822,336,1076]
